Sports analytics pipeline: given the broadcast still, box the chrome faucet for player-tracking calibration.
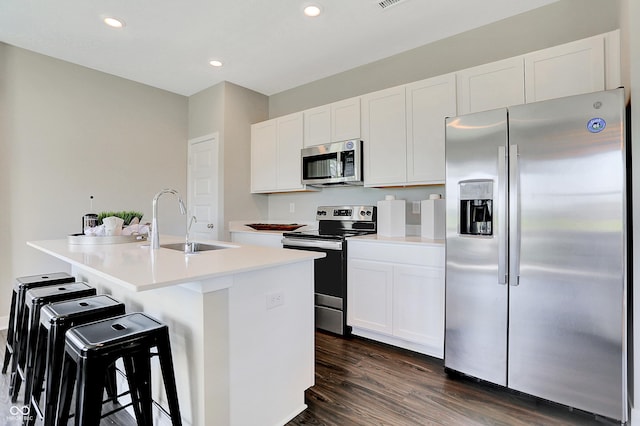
[150,189,186,249]
[185,216,197,252]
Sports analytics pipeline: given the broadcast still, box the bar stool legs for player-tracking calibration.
[58,313,182,426]
[17,282,95,404]
[26,295,125,426]
[2,290,18,374]
[5,273,76,402]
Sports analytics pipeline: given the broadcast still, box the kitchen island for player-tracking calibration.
[27,236,324,426]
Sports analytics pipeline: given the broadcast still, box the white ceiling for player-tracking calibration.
[0,0,560,97]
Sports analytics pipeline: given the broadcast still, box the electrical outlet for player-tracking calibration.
[412,201,421,214]
[266,291,284,309]
[289,202,295,213]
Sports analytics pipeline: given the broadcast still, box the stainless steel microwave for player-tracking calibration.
[301,140,363,186]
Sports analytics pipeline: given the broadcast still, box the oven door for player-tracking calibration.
[282,237,347,335]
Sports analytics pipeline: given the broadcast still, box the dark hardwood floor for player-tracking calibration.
[288,331,617,426]
[2,328,618,425]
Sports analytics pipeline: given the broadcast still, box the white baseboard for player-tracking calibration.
[0,315,8,331]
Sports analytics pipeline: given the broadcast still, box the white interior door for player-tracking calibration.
[188,133,220,241]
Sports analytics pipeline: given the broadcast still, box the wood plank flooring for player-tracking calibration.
[2,329,618,425]
[288,331,617,425]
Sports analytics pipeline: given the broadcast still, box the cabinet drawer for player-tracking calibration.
[348,240,444,268]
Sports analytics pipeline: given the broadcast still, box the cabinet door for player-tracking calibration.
[457,57,525,114]
[230,232,283,248]
[392,265,445,357]
[361,86,407,186]
[303,105,330,147]
[406,74,456,185]
[525,35,605,103]
[276,112,304,191]
[347,259,393,334]
[331,97,360,142]
[250,120,278,193]
[604,30,621,90]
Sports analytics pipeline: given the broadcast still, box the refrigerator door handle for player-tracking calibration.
[509,144,520,286]
[497,146,508,284]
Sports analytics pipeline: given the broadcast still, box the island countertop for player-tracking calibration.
[28,235,320,425]
[27,236,324,292]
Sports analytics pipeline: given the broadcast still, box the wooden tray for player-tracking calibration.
[245,223,304,231]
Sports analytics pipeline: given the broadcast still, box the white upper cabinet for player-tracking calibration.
[524,35,605,103]
[276,112,305,191]
[457,57,525,115]
[252,31,620,191]
[331,97,361,142]
[303,97,360,147]
[605,30,621,90]
[303,105,330,147]
[250,120,278,192]
[361,86,407,186]
[251,112,305,193]
[406,74,457,185]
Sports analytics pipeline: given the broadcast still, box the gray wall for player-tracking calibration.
[269,0,621,117]
[188,81,269,239]
[0,44,188,321]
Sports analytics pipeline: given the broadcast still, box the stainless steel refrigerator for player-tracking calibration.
[444,88,628,423]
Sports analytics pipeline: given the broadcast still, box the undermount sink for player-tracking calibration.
[161,242,232,253]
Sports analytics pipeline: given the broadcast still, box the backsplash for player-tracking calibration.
[266,185,445,226]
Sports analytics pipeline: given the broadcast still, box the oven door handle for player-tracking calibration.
[282,238,343,251]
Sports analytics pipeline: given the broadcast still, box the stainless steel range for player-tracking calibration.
[282,205,377,335]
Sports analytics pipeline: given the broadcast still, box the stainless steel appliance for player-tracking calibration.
[301,140,363,186]
[282,205,376,334]
[444,88,628,423]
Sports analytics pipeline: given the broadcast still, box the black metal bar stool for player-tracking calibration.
[25,294,126,426]
[58,312,182,426]
[2,273,75,376]
[11,282,96,403]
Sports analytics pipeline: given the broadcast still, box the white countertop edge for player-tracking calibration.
[27,240,141,292]
[27,237,325,293]
[347,234,445,246]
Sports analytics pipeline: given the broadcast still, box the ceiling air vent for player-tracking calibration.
[376,0,407,10]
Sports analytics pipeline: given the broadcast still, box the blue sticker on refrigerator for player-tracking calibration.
[587,118,606,133]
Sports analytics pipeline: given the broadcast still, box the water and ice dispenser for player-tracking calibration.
[459,180,493,236]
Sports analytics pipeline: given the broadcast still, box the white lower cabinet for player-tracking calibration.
[347,239,445,358]
[230,231,283,248]
[349,259,393,334]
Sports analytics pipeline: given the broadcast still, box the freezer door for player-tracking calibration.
[444,108,509,385]
[507,89,626,422]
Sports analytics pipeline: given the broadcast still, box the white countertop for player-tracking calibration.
[27,236,324,292]
[348,234,445,246]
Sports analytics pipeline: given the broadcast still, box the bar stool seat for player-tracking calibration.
[12,282,96,404]
[26,294,126,426]
[58,312,182,426]
[2,273,75,376]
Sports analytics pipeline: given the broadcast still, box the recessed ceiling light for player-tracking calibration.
[303,4,322,17]
[209,60,223,67]
[103,17,125,28]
